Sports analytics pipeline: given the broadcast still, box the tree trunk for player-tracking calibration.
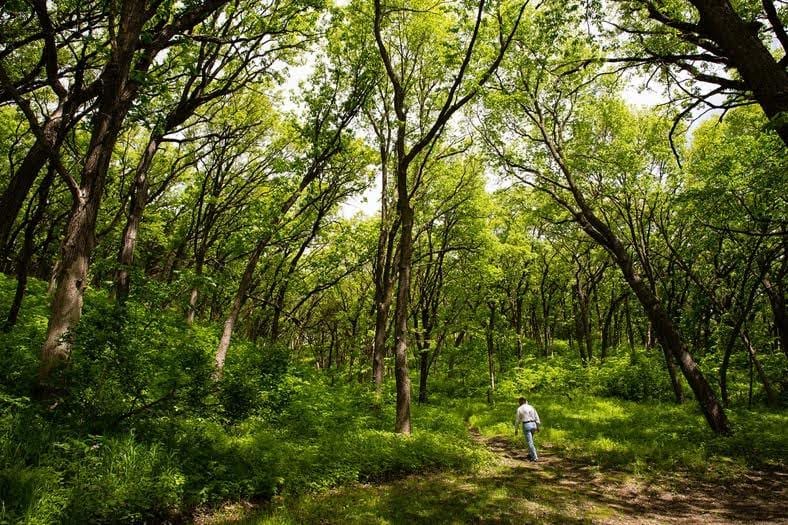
[573,294,588,364]
[601,293,627,361]
[372,178,396,390]
[660,344,684,403]
[625,295,635,351]
[115,135,161,302]
[185,261,202,326]
[392,195,413,434]
[39,98,132,383]
[762,276,788,359]
[688,0,788,144]
[486,302,497,405]
[0,109,65,255]
[214,242,264,375]
[741,329,778,406]
[418,344,429,404]
[4,168,54,330]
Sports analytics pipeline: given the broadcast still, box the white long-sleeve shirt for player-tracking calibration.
[515,403,540,426]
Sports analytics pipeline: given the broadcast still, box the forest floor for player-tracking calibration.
[202,429,788,525]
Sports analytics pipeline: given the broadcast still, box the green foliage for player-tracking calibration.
[0,275,487,523]
[219,342,291,423]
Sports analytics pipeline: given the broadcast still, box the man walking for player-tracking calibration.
[514,396,540,461]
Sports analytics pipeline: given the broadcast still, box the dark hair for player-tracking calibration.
[518,397,526,404]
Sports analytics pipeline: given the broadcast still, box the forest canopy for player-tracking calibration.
[0,0,786,522]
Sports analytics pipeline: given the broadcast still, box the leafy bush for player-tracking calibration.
[496,351,678,403]
[60,298,216,432]
[589,354,676,401]
[219,342,291,423]
[62,435,185,524]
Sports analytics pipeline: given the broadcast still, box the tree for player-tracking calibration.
[372,0,526,433]
[483,13,731,431]
[34,0,244,385]
[113,0,317,301]
[597,0,788,145]
[212,47,375,375]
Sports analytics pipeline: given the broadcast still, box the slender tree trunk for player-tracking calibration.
[185,258,203,325]
[115,135,161,302]
[213,167,319,374]
[625,295,635,351]
[486,301,497,405]
[601,293,626,361]
[741,329,778,406]
[762,276,788,359]
[418,343,430,404]
[214,242,264,375]
[573,295,588,364]
[372,171,396,390]
[0,109,66,255]
[660,344,684,403]
[391,190,413,433]
[4,168,54,330]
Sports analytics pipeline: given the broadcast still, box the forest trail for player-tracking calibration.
[209,429,788,525]
[470,430,788,524]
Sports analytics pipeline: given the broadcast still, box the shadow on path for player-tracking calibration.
[477,430,788,524]
[207,430,788,524]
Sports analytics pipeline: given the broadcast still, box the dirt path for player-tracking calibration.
[207,431,788,524]
[475,431,788,524]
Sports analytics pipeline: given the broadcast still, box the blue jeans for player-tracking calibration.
[522,422,538,460]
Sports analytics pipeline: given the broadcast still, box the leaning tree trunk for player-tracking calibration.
[4,167,54,330]
[660,344,684,404]
[214,241,264,375]
[762,276,788,359]
[39,107,126,383]
[687,0,788,145]
[741,330,778,406]
[0,110,66,256]
[539,129,731,434]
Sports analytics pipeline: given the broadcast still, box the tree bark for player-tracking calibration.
[601,292,627,361]
[214,241,264,375]
[762,275,788,359]
[0,105,68,256]
[39,60,138,382]
[486,301,497,405]
[741,329,778,406]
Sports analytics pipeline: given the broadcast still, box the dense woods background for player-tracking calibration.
[0,0,786,522]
